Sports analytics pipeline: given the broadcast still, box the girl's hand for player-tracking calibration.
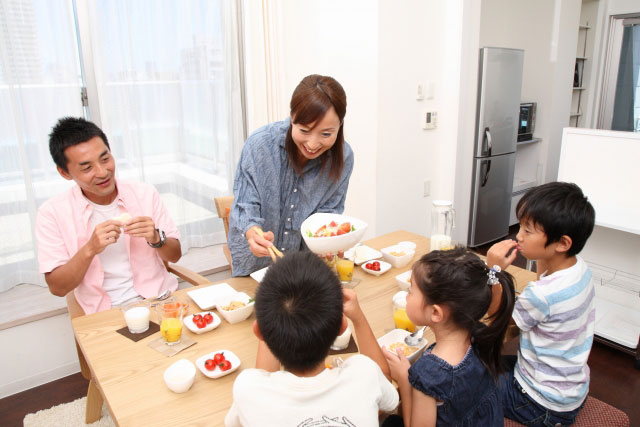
[382,346,411,384]
[486,239,518,270]
[245,227,275,258]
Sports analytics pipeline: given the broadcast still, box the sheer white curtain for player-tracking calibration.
[0,0,244,293]
[0,0,83,292]
[84,0,245,250]
[242,0,286,133]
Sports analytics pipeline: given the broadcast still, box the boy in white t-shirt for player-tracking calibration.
[225,251,398,427]
[487,182,596,427]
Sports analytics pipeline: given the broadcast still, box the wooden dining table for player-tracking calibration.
[72,230,536,426]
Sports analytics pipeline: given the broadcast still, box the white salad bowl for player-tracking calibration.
[301,213,367,254]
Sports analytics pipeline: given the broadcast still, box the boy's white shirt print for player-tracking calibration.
[298,416,356,427]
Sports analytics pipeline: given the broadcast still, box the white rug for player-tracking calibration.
[23,397,115,427]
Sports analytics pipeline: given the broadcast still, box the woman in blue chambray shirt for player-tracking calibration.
[228,75,354,276]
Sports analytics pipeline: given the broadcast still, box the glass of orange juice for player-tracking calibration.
[157,300,184,346]
[336,255,354,284]
[392,291,416,333]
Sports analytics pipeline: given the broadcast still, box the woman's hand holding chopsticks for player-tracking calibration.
[246,226,284,262]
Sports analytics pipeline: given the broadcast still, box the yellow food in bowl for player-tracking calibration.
[389,251,406,257]
[221,301,246,311]
[389,342,419,357]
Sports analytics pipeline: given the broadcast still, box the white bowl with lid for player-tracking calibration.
[163,359,196,393]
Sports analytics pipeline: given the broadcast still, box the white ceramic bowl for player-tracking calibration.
[196,349,241,379]
[183,311,221,334]
[216,292,255,324]
[301,213,367,254]
[361,260,391,276]
[377,328,429,363]
[397,241,417,251]
[163,359,196,393]
[381,245,415,268]
[395,270,412,291]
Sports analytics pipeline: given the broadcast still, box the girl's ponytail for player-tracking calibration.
[471,268,515,378]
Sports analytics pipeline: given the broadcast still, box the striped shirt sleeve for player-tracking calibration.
[513,283,549,331]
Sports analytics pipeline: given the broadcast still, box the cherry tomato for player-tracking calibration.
[219,359,232,371]
[196,319,206,329]
[192,314,203,323]
[204,359,216,371]
[365,263,373,269]
[213,353,225,364]
[203,313,213,324]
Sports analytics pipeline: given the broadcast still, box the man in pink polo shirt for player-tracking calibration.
[35,117,182,314]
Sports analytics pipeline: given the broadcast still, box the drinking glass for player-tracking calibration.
[120,300,150,334]
[392,291,416,333]
[156,300,184,346]
[336,256,355,284]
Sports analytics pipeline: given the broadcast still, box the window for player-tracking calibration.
[0,0,244,293]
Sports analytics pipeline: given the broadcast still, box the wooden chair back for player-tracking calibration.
[214,196,234,238]
[214,196,234,270]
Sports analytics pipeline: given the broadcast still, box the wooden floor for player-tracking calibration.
[2,231,638,426]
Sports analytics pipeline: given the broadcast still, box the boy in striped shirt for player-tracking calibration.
[487,182,595,427]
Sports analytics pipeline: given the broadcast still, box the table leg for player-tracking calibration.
[85,379,104,423]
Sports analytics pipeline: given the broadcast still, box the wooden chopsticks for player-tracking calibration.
[253,227,284,262]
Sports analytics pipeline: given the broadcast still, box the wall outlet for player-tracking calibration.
[423,180,431,197]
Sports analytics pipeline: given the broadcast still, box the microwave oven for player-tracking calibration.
[518,102,536,142]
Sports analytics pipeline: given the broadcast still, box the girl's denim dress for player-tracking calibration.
[408,343,503,426]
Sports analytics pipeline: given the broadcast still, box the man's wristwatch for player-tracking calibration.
[147,229,166,248]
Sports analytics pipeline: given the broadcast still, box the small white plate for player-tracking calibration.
[361,260,391,276]
[187,283,236,310]
[395,270,412,291]
[377,328,428,363]
[183,311,221,334]
[352,245,383,265]
[250,266,269,283]
[196,349,241,379]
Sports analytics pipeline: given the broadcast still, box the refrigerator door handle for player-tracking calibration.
[481,159,492,187]
[484,127,493,157]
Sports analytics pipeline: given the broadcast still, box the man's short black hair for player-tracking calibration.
[255,251,343,373]
[516,182,595,256]
[48,117,109,172]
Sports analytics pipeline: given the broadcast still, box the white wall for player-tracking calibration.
[0,314,80,399]
[278,1,379,239]
[479,0,581,185]
[377,0,467,238]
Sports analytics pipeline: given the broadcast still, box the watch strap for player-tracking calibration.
[148,228,166,248]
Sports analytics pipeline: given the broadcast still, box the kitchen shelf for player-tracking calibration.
[589,261,640,349]
[573,87,586,90]
[516,137,540,146]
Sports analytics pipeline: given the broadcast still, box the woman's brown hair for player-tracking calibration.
[285,74,347,182]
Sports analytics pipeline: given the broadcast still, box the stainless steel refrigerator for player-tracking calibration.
[468,47,524,247]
